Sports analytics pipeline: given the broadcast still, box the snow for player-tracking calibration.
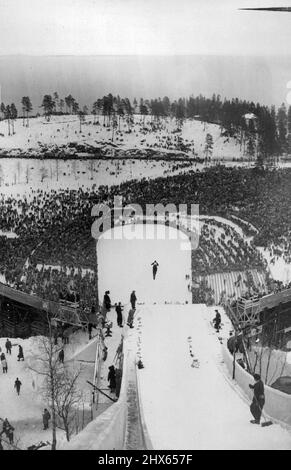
[0,115,242,160]
[0,326,122,449]
[95,230,291,449]
[136,304,291,449]
[1,113,291,448]
[97,224,192,305]
[0,336,66,449]
[0,157,199,199]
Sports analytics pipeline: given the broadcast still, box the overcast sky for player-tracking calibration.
[0,0,290,107]
[0,0,291,56]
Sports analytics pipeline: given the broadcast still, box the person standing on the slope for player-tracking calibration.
[213,310,221,332]
[108,365,116,393]
[115,302,123,327]
[1,356,7,373]
[151,261,159,280]
[249,373,265,425]
[88,322,93,340]
[14,378,22,396]
[5,339,12,355]
[42,408,51,430]
[17,345,24,361]
[58,349,64,364]
[130,291,137,310]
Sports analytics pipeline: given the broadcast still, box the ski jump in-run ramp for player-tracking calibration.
[135,304,291,450]
[65,225,291,449]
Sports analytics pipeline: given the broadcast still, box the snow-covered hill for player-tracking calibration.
[0,114,246,161]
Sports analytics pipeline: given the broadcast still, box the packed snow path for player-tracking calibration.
[124,346,146,450]
[137,304,291,450]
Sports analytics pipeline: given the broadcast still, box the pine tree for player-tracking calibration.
[21,97,32,127]
[10,103,17,134]
[65,94,74,114]
[5,105,11,136]
[41,95,55,121]
[0,102,5,121]
[59,99,65,114]
[78,110,85,132]
[140,103,148,125]
[204,133,213,161]
[72,100,79,115]
[277,103,287,153]
[53,92,59,112]
[21,97,26,126]
[117,102,125,130]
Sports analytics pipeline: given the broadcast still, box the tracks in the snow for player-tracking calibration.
[124,358,147,450]
[123,311,148,450]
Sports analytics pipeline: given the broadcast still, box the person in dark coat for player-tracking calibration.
[249,374,265,424]
[103,291,111,312]
[5,339,12,355]
[213,310,221,332]
[108,366,116,393]
[88,322,93,340]
[42,408,51,430]
[116,302,123,327]
[151,261,159,280]
[63,328,70,344]
[130,291,137,310]
[58,349,64,364]
[17,345,24,361]
[14,378,22,395]
[227,333,237,355]
[2,419,14,444]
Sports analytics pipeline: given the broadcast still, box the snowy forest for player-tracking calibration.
[1,92,291,162]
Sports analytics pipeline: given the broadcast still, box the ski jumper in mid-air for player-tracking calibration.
[151,260,159,280]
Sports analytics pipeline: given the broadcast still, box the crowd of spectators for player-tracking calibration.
[192,219,265,276]
[0,165,290,307]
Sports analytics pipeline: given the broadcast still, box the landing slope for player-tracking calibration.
[137,304,291,450]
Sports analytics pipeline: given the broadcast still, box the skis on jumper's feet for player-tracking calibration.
[187,336,200,368]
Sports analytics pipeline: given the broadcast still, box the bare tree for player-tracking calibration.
[29,332,59,450]
[28,317,84,448]
[54,368,83,441]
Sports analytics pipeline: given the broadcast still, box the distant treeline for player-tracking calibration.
[1,91,291,159]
